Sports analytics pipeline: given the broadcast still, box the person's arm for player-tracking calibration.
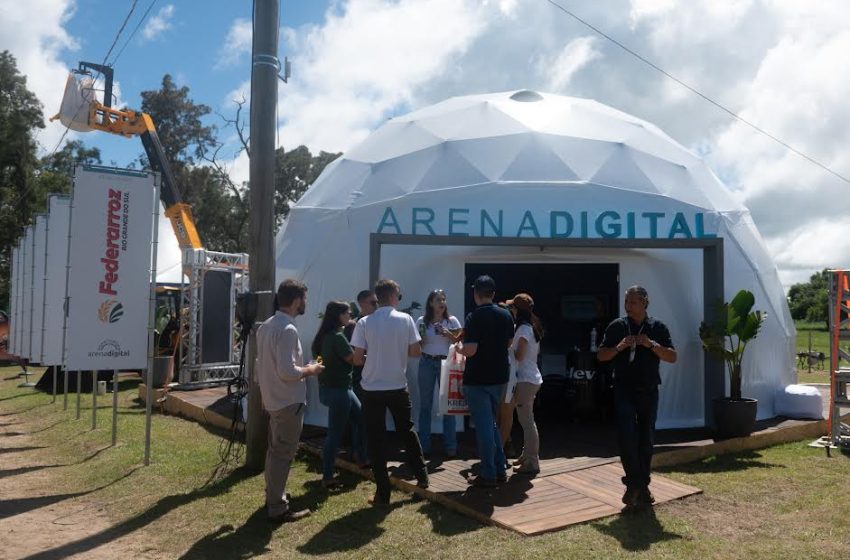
[514,335,528,362]
[635,333,677,363]
[597,337,631,362]
[457,313,477,357]
[335,332,355,365]
[408,316,422,357]
[352,346,366,366]
[457,342,477,357]
[350,319,367,366]
[274,327,322,379]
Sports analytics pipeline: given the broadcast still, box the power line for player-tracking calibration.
[544,0,850,186]
[47,1,140,157]
[110,0,160,67]
[102,0,140,66]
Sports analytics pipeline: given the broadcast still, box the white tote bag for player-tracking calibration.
[439,344,469,415]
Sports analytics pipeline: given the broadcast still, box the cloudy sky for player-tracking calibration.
[2,0,848,288]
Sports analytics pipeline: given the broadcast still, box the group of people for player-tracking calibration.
[255,276,675,522]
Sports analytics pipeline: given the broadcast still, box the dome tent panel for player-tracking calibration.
[276,90,793,430]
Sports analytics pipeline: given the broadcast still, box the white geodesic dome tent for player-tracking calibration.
[276,90,795,429]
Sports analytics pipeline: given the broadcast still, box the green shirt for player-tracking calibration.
[318,331,354,388]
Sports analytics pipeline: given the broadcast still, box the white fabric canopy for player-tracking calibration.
[276,90,795,429]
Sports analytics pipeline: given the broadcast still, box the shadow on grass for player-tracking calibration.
[177,507,276,560]
[417,500,483,536]
[0,392,40,402]
[592,507,683,552]
[0,445,47,454]
[0,465,141,521]
[297,498,415,555]
[0,444,115,480]
[0,403,53,416]
[20,467,255,560]
[657,450,784,475]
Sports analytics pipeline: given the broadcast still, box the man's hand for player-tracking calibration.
[634,334,653,348]
[615,336,634,352]
[301,363,324,377]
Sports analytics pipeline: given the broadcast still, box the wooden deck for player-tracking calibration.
[143,384,835,535]
[298,429,700,535]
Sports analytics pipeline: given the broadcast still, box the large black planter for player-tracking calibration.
[713,397,758,439]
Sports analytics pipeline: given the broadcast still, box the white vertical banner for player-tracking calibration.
[65,166,158,371]
[31,215,48,364]
[42,196,71,366]
[21,226,34,361]
[8,244,19,357]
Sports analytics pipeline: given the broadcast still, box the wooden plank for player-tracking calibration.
[514,504,620,535]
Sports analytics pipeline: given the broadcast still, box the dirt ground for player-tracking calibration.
[0,409,158,559]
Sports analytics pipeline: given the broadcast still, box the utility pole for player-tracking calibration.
[245,0,279,471]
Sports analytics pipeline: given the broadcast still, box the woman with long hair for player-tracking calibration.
[503,293,544,474]
[416,289,462,458]
[311,300,368,488]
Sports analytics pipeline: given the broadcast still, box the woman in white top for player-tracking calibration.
[504,293,544,474]
[416,289,462,457]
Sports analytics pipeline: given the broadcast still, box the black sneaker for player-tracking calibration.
[468,475,497,488]
[496,472,508,483]
[638,487,656,505]
[415,470,430,489]
[622,487,641,508]
[268,508,311,523]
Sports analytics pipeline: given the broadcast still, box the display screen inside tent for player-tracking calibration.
[201,269,233,364]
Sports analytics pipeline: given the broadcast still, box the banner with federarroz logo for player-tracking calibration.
[31,214,48,364]
[65,166,157,370]
[21,226,34,361]
[42,196,71,366]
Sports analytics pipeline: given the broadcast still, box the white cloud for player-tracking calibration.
[142,4,174,41]
[0,0,79,151]
[213,0,850,288]
[537,37,601,93]
[216,18,252,68]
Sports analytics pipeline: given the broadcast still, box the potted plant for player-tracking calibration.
[699,289,766,438]
[151,304,176,388]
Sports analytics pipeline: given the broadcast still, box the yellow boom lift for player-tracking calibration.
[59,61,202,253]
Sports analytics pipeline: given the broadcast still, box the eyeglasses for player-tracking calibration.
[398,293,403,301]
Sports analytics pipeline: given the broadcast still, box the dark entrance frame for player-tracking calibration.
[369,233,724,428]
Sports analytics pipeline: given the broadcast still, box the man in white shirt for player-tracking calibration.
[256,279,323,522]
[352,279,428,505]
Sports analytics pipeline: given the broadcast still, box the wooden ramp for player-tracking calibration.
[299,436,701,536]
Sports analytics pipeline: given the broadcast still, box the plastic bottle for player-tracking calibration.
[589,327,598,352]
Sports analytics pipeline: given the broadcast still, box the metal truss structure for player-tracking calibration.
[827,270,850,447]
[179,248,249,385]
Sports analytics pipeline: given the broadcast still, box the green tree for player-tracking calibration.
[787,269,829,327]
[35,140,102,196]
[274,145,339,227]
[0,50,44,309]
[140,74,216,166]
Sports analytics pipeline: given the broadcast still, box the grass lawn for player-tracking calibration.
[1,365,848,559]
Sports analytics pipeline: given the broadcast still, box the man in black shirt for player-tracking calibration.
[457,275,515,487]
[597,285,677,509]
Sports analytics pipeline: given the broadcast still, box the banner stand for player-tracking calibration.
[75,371,81,419]
[17,370,36,388]
[143,177,160,466]
[63,367,69,410]
[111,369,119,446]
[91,370,97,430]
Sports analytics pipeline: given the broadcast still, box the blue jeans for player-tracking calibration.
[319,386,366,481]
[614,385,659,489]
[417,356,457,454]
[463,383,507,481]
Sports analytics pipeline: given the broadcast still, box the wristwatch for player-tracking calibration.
[650,340,659,349]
